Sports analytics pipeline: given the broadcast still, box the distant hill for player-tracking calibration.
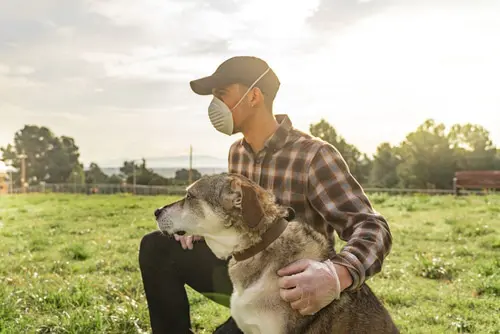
[94,154,228,178]
[98,154,227,169]
[100,167,228,179]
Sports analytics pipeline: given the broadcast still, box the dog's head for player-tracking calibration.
[154,173,292,258]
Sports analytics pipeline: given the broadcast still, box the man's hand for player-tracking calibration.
[174,234,203,250]
[277,259,353,316]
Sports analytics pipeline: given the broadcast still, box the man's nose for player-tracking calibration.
[154,208,162,218]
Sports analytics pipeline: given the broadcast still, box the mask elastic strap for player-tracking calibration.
[231,68,271,111]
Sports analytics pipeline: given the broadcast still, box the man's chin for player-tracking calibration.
[232,125,241,134]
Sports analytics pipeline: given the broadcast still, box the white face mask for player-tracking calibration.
[208,68,270,135]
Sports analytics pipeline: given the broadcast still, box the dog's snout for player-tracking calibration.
[154,208,162,218]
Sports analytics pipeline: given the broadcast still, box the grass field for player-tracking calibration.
[0,193,499,333]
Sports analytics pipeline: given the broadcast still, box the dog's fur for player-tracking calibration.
[155,173,399,334]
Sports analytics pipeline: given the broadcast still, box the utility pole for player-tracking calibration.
[188,145,193,185]
[73,172,77,193]
[132,162,136,195]
[18,150,27,193]
[9,169,13,194]
[5,160,13,194]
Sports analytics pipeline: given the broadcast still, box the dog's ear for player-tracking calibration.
[222,177,264,228]
[240,183,265,228]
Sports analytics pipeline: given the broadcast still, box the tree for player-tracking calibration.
[396,119,456,189]
[108,174,125,184]
[369,143,401,188]
[67,163,85,184]
[448,123,497,171]
[0,125,82,185]
[309,119,370,184]
[119,159,170,185]
[1,126,53,183]
[356,154,373,186]
[85,162,109,184]
[495,150,500,169]
[175,168,201,183]
[46,136,82,183]
[119,160,139,179]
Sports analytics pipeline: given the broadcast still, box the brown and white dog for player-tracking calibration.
[154,173,399,334]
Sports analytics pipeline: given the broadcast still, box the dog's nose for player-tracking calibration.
[154,208,162,218]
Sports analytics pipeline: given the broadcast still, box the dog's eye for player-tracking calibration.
[186,193,194,200]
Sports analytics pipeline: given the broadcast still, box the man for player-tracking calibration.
[139,56,393,333]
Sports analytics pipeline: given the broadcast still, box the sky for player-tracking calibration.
[1,0,499,167]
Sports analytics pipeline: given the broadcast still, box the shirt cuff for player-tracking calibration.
[329,251,366,291]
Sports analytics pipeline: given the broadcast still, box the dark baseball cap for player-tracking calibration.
[189,56,280,101]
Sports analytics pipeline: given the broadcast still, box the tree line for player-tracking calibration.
[309,119,500,189]
[0,125,201,187]
[1,119,499,190]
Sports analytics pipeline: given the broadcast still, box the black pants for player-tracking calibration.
[138,230,244,334]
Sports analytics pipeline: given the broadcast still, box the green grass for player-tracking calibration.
[0,193,499,333]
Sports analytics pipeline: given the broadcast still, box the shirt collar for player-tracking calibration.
[240,114,293,154]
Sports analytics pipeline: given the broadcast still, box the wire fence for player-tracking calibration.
[8,183,187,196]
[5,183,498,196]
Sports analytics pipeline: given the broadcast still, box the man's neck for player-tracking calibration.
[242,111,280,154]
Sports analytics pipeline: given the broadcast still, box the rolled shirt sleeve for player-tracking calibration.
[306,144,393,290]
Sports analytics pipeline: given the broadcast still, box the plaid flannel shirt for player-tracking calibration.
[228,114,392,290]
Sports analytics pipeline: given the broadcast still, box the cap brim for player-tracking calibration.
[190,74,226,95]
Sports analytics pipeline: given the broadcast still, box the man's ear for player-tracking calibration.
[249,87,264,108]
[222,177,264,228]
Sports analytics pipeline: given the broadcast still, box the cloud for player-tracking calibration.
[0,61,41,89]
[1,0,499,166]
[306,0,393,32]
[0,63,9,74]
